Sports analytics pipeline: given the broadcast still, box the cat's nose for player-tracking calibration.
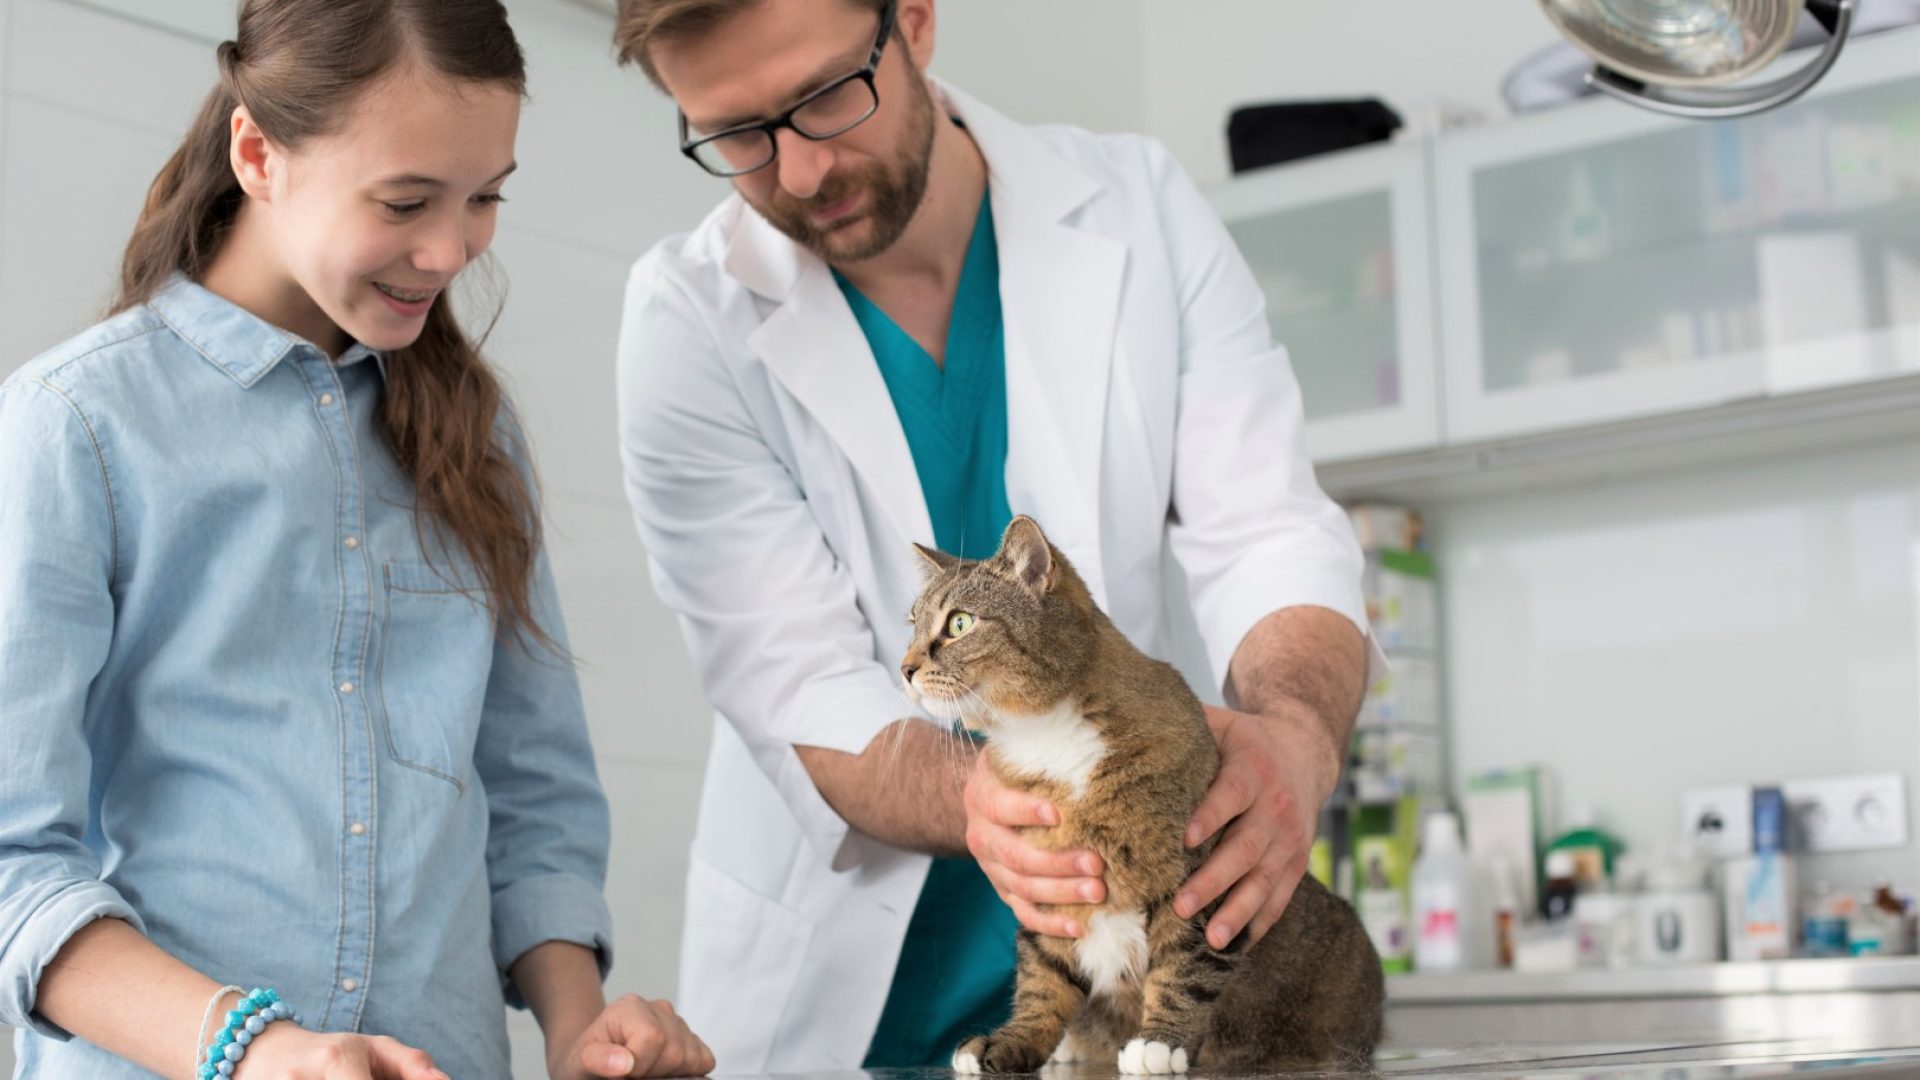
[901,662,919,684]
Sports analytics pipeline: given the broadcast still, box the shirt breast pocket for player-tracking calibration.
[376,560,496,792]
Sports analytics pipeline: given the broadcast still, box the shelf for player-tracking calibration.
[1318,372,1920,505]
[1388,955,1920,1003]
[1477,196,1920,285]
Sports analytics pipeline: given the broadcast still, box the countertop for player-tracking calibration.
[1386,955,1920,1002]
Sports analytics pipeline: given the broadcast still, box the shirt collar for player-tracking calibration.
[147,274,384,388]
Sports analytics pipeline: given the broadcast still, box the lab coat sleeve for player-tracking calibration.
[616,260,908,870]
[0,379,144,1038]
[472,520,615,1005]
[1145,138,1385,692]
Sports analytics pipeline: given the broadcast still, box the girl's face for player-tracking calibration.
[256,64,521,353]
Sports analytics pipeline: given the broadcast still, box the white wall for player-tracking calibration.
[1138,0,1562,186]
[932,0,1146,133]
[1433,439,1920,890]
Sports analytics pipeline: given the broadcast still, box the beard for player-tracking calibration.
[745,72,937,264]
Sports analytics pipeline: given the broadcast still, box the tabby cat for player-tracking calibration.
[900,516,1384,1074]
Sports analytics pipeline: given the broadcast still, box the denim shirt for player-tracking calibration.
[0,277,613,1080]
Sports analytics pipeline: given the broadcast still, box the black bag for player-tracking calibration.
[1226,99,1403,174]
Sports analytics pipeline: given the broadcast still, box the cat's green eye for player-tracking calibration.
[946,611,976,638]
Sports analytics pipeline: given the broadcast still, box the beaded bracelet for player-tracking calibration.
[193,986,242,1078]
[197,987,301,1080]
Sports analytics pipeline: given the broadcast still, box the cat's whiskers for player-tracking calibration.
[956,683,997,727]
[877,689,918,782]
[938,689,976,785]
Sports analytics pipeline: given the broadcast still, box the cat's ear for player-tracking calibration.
[996,515,1056,596]
[913,543,961,578]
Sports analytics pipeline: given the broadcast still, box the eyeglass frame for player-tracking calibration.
[677,0,900,177]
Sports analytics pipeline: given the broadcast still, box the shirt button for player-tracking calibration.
[343,536,359,550]
[339,681,355,694]
[341,978,358,992]
[318,393,335,406]
[349,822,367,836]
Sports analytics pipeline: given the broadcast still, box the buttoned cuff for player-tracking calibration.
[1198,553,1385,696]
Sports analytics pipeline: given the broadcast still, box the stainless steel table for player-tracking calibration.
[829,1041,1920,1079]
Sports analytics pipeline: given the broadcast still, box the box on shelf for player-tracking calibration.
[1346,503,1424,553]
[1352,798,1424,974]
[1359,654,1440,730]
[1463,767,1552,918]
[1363,549,1438,654]
[1351,728,1445,802]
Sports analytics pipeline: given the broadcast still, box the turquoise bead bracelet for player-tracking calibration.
[197,987,300,1080]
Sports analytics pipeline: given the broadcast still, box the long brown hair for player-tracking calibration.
[115,0,554,651]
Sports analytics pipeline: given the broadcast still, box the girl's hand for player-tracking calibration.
[236,1023,447,1079]
[548,994,716,1078]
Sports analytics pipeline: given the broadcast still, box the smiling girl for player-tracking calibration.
[0,2,709,1078]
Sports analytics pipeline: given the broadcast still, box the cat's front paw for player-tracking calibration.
[953,1034,1051,1074]
[1117,1038,1190,1075]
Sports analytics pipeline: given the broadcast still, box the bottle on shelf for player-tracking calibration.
[1804,881,1850,959]
[1872,884,1916,955]
[1488,854,1521,969]
[1542,850,1579,923]
[1413,811,1488,972]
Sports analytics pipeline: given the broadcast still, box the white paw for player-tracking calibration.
[1117,1039,1188,1075]
[1049,1032,1087,1064]
[953,1051,982,1074]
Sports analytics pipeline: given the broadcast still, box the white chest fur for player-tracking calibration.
[988,702,1108,797]
[1075,909,1149,999]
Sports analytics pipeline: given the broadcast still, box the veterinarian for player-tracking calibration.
[612,0,1383,1070]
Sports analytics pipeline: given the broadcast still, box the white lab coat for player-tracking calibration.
[615,81,1374,1074]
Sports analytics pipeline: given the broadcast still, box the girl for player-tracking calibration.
[0,2,711,1078]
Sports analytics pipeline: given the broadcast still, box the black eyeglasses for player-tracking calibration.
[678,0,898,178]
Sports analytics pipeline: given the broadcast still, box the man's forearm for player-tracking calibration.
[795,719,975,857]
[1225,605,1369,782]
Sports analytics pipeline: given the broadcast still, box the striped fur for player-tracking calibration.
[908,518,1384,1075]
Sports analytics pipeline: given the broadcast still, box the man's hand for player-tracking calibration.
[1173,702,1342,950]
[963,754,1106,938]
[548,995,715,1079]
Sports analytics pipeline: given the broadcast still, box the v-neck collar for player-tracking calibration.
[836,192,999,450]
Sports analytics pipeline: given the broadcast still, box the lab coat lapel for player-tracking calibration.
[729,209,936,550]
[946,83,1127,605]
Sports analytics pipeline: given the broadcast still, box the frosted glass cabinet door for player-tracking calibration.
[1434,28,1920,443]
[1211,142,1439,463]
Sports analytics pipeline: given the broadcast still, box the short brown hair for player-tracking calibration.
[614,0,886,88]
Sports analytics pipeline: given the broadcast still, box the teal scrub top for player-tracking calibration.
[835,193,1020,1067]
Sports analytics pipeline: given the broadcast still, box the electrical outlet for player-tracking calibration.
[1681,785,1753,858]
[1784,774,1910,853]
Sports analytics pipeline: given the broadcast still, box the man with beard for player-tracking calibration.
[611,0,1381,1071]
